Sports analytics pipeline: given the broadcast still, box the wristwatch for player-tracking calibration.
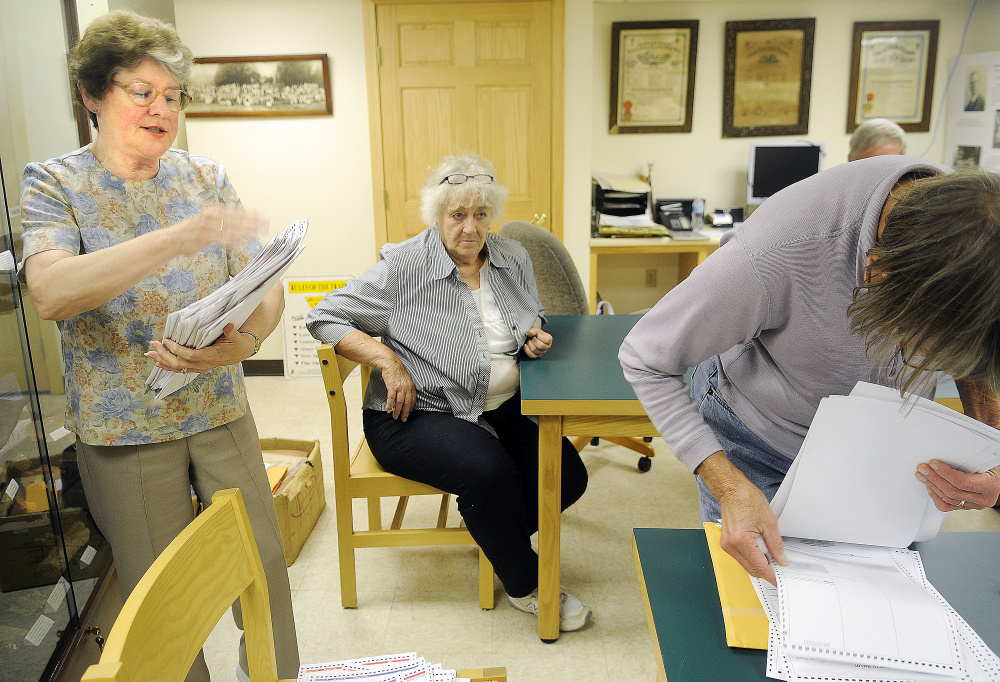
[239,329,261,357]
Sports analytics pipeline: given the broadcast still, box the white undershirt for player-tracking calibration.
[471,264,520,410]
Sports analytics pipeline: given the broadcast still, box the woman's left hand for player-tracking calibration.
[146,323,253,374]
[523,326,552,359]
[915,460,1000,511]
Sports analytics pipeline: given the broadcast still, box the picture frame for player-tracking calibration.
[186,54,332,118]
[846,21,938,133]
[723,18,815,138]
[609,20,699,134]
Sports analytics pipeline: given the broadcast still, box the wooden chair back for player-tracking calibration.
[81,488,281,682]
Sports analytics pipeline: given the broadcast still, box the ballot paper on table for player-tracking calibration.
[771,381,1000,547]
[146,218,308,399]
[750,538,1000,682]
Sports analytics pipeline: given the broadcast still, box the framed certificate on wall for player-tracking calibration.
[609,20,699,134]
[723,18,815,138]
[846,21,938,133]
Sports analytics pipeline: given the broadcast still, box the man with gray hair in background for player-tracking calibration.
[848,118,906,161]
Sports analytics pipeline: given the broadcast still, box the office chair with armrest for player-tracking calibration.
[81,488,506,682]
[497,220,655,472]
[317,343,495,610]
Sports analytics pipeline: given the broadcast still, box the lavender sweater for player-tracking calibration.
[619,155,950,473]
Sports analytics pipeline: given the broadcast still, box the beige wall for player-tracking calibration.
[591,0,985,312]
[11,1,993,359]
[174,0,377,361]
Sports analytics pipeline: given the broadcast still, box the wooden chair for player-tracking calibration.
[81,488,281,681]
[317,343,495,610]
[81,488,506,682]
[497,220,655,471]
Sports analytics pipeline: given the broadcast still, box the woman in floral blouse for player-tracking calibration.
[18,11,297,681]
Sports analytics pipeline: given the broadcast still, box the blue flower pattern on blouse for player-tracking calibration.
[124,319,154,348]
[162,268,197,294]
[105,288,139,315]
[135,214,160,236]
[179,414,211,434]
[96,386,143,422]
[19,149,255,445]
[165,196,199,223]
[215,373,234,397]
[86,348,122,374]
[115,429,154,446]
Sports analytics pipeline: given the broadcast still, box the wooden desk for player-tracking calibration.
[632,528,1000,682]
[588,233,722,314]
[520,314,655,641]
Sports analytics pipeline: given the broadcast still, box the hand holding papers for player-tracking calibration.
[145,218,308,399]
[771,381,1000,547]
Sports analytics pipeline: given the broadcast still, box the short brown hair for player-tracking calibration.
[850,170,1000,395]
[68,10,192,129]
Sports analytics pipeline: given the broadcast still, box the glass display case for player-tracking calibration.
[0,2,113,680]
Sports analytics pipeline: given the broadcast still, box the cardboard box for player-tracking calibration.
[0,506,111,592]
[261,438,324,566]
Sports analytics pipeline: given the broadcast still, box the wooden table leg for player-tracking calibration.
[537,414,562,642]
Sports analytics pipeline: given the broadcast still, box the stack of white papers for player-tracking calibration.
[751,380,1000,681]
[751,540,1000,681]
[298,652,472,681]
[146,218,308,399]
[772,381,1000,547]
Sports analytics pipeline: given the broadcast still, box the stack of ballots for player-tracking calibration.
[706,381,1000,681]
[146,218,308,399]
[297,651,495,681]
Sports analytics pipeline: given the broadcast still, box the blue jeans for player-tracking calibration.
[690,358,793,523]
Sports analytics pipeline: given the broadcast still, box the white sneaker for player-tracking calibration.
[507,587,591,631]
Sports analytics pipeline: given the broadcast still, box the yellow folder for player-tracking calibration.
[703,522,769,650]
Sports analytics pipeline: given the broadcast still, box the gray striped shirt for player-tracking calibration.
[306,228,545,424]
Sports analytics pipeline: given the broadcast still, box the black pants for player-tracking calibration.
[363,393,588,597]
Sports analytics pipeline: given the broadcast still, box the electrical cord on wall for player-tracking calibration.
[917,0,978,158]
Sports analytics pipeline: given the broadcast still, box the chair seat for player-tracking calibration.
[349,439,450,497]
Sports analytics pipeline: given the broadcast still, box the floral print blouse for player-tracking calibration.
[19,147,261,446]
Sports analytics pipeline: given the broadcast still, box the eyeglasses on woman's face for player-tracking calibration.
[439,173,494,185]
[112,81,192,112]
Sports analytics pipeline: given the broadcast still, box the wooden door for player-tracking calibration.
[368,0,562,249]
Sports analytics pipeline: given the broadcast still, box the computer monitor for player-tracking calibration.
[746,141,824,206]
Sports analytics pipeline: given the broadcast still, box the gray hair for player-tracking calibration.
[849,170,1000,396]
[419,154,509,228]
[68,9,193,130]
[848,119,906,161]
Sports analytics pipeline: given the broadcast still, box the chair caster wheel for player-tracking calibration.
[638,456,652,472]
[642,436,653,443]
[590,437,600,447]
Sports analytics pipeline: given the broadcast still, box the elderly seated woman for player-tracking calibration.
[306,154,590,631]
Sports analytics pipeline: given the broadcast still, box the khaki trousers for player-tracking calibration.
[77,411,299,680]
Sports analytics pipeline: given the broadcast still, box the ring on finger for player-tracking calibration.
[180,367,188,374]
[957,499,966,508]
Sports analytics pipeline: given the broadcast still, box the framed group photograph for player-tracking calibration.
[186,54,332,118]
[609,20,699,134]
[723,18,815,138]
[846,21,938,133]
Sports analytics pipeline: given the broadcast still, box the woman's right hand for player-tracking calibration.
[170,204,267,256]
[381,356,416,421]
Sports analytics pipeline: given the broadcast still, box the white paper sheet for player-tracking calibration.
[146,218,308,399]
[772,382,1000,547]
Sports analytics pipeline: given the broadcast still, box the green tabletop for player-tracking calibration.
[521,314,642,402]
[633,528,1000,681]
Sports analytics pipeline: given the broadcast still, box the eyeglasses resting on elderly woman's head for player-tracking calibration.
[112,80,192,112]
[439,173,494,185]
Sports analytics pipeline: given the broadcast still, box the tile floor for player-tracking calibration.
[202,373,1000,681]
